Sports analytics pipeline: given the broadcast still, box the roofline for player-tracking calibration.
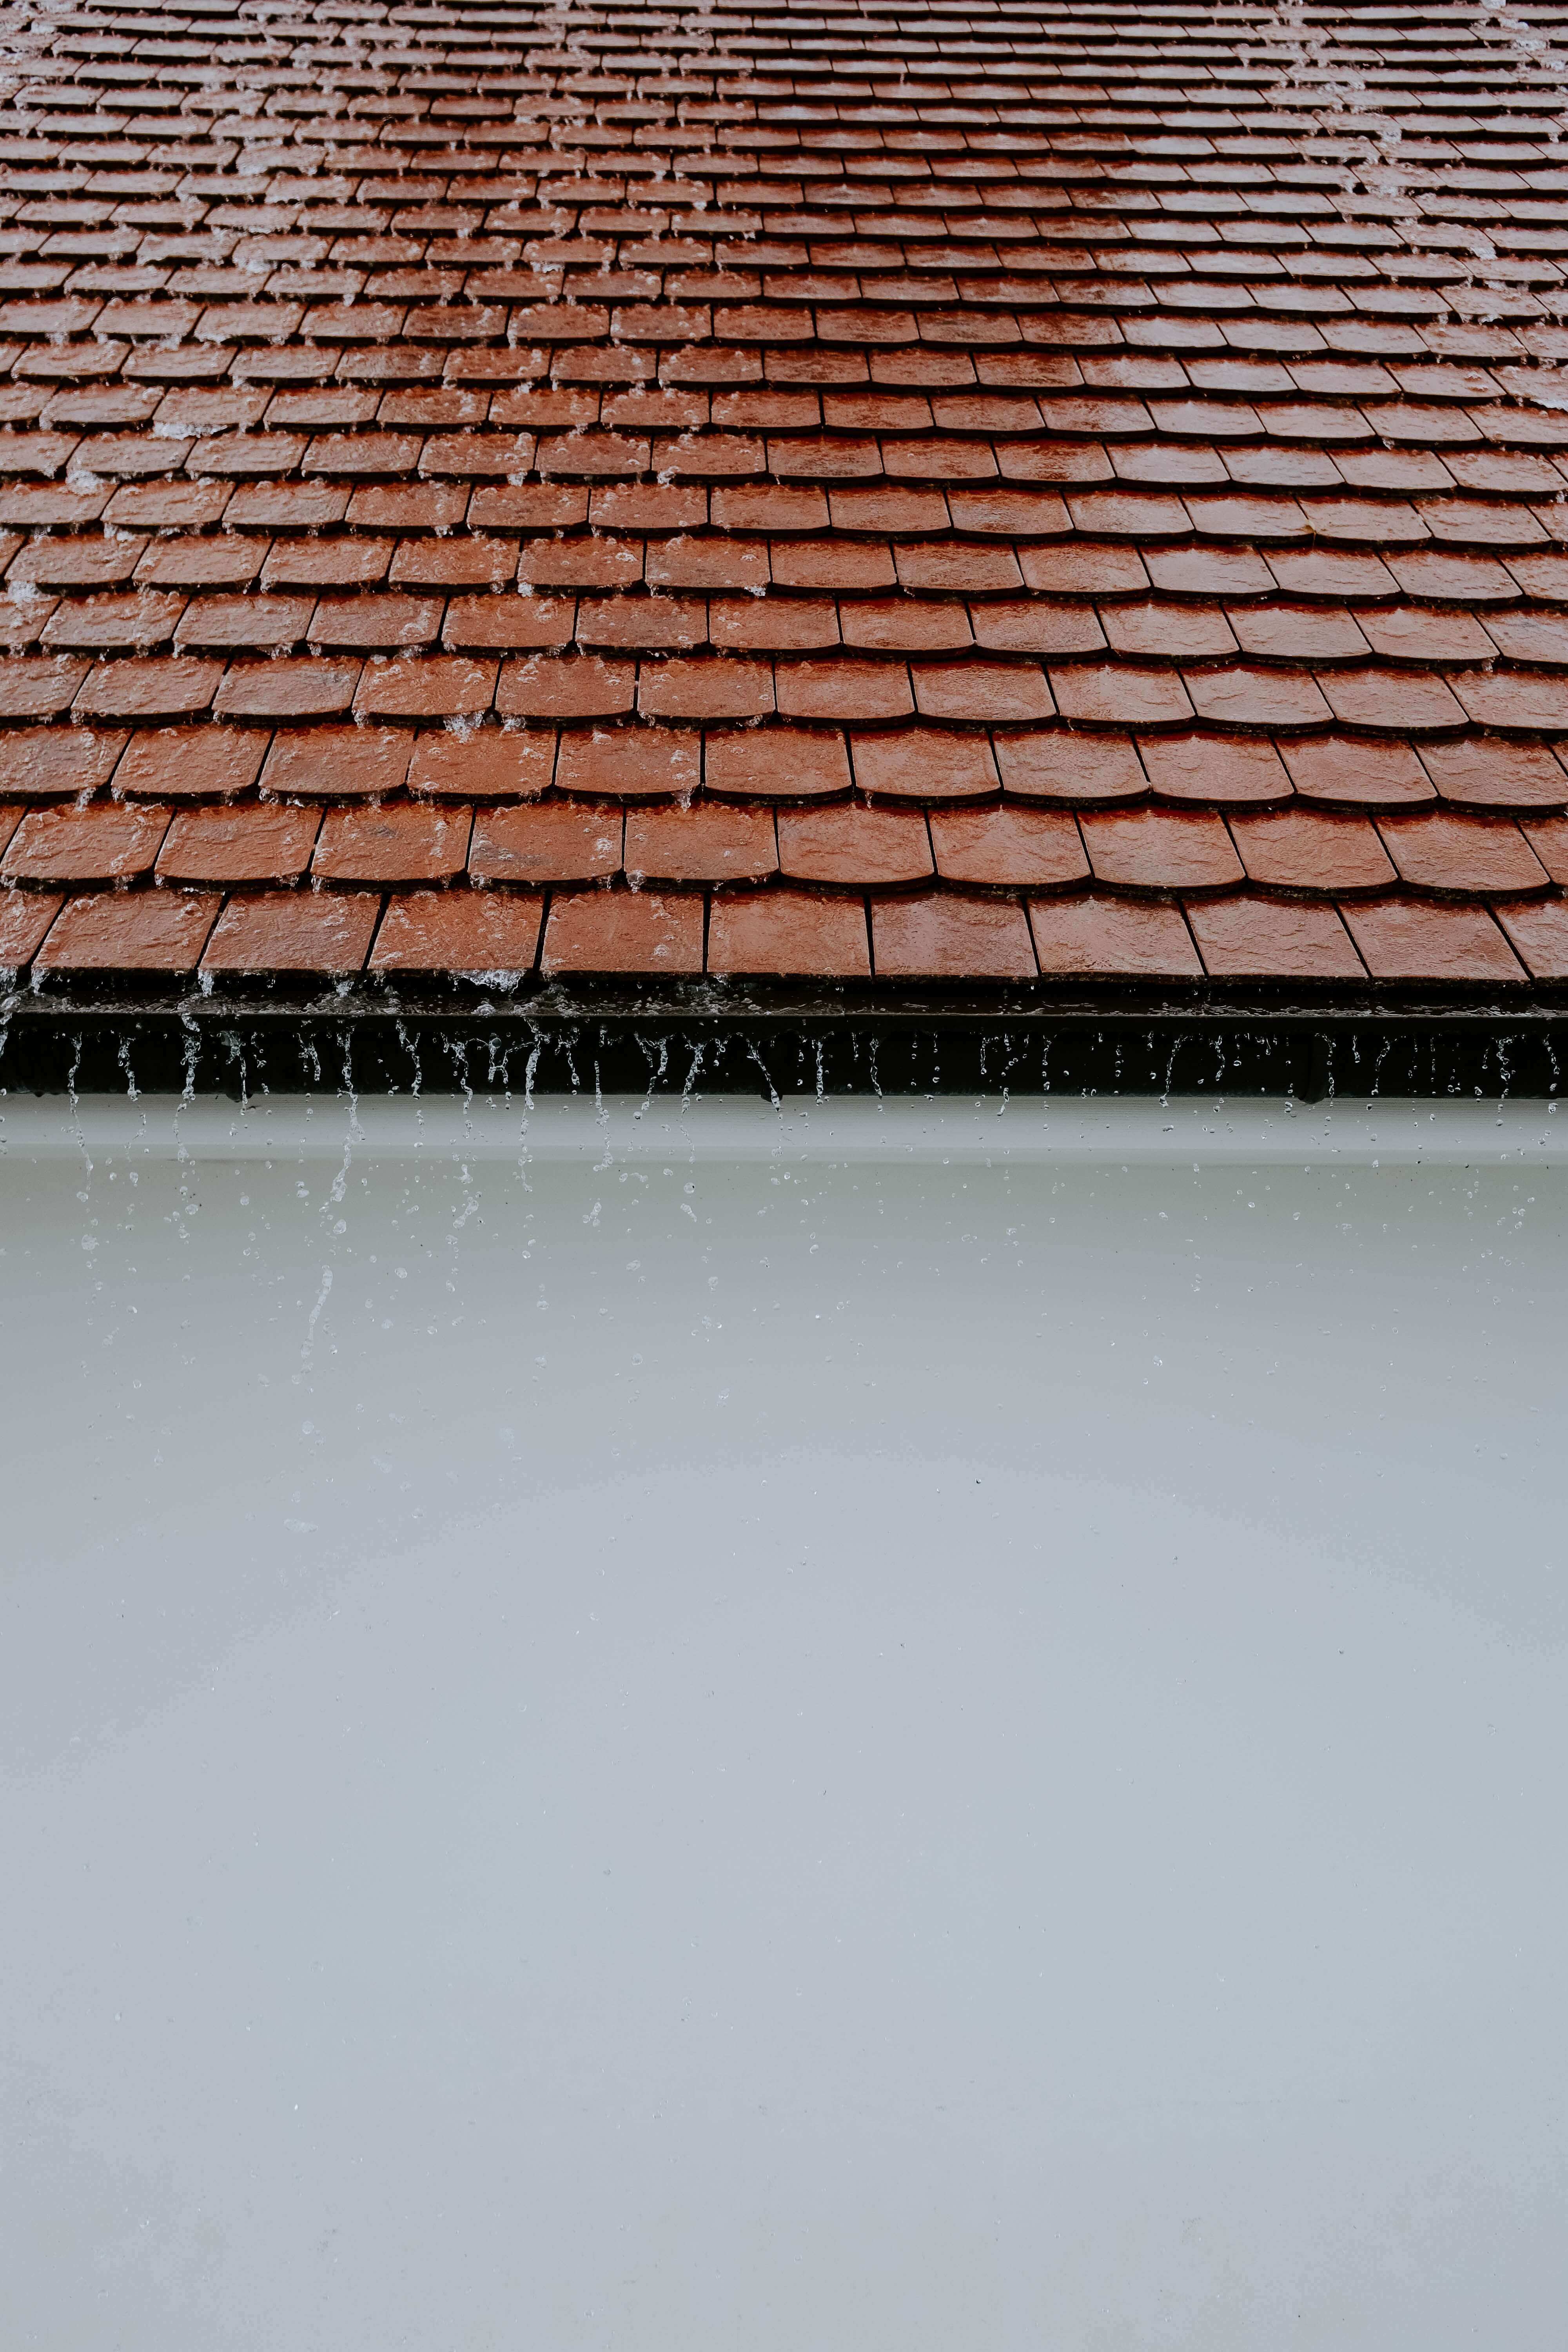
[3,987,1565,1099]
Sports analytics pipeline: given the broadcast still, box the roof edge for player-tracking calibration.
[2,991,1564,1100]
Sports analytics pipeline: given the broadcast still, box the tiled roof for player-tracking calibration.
[4,0,1568,994]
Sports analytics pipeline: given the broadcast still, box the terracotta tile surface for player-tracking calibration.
[1496,899,1568,980]
[0,887,60,969]
[114,729,267,804]
[1230,811,1396,896]
[709,887,871,977]
[371,890,543,975]
[930,807,1087,890]
[543,887,704,975]
[1187,898,1365,981]
[1341,898,1525,984]
[1081,808,1243,893]
[471,802,622,886]
[873,892,1037,980]
[626,802,777,884]
[778,802,931,886]
[314,804,472,886]
[1030,895,1202,979]
[203,891,381,976]
[38,890,218,973]
[4,0,1568,992]
[5,802,169,886]
[158,806,321,889]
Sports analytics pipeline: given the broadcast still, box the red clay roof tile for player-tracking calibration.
[204,890,380,977]
[705,725,850,802]
[1188,897,1365,980]
[1138,734,1291,807]
[852,729,998,803]
[355,656,497,723]
[1281,736,1436,809]
[998,731,1145,804]
[1341,897,1526,984]
[930,806,1087,890]
[471,804,623,887]
[0,889,62,971]
[709,886,871,978]
[445,597,576,654]
[5,802,168,886]
[1376,813,1550,898]
[843,601,971,655]
[1051,661,1193,728]
[1417,738,1568,810]
[0,729,126,801]
[1495,899,1568,980]
[626,802,777,886]
[873,891,1035,980]
[371,889,543,976]
[158,806,321,889]
[216,659,361,723]
[313,598,445,653]
[779,802,931,887]
[1030,894,1201,980]
[1520,818,1568,887]
[5,1,1567,998]
[73,658,220,724]
[556,728,699,802]
[410,732,555,802]
[38,888,218,972]
[1081,806,1244,893]
[1230,809,1396,896]
[639,658,776,722]
[497,654,636,722]
[315,804,472,886]
[261,728,411,802]
[777,657,914,723]
[542,886,704,976]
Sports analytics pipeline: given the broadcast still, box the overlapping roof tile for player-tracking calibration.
[2,0,1568,989]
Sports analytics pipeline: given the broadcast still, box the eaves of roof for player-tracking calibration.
[4,0,1568,1092]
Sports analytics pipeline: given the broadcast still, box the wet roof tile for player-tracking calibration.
[4,0,1568,995]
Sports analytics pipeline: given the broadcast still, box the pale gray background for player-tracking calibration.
[0,1098,1563,2349]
